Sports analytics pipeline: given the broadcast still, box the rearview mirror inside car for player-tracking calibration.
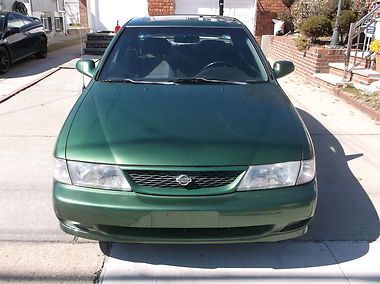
[76,59,96,78]
[273,61,295,79]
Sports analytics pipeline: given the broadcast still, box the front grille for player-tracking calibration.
[127,170,242,189]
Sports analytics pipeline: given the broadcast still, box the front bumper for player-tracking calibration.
[53,180,317,243]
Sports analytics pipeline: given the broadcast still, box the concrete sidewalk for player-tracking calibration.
[102,241,380,284]
[0,44,82,103]
[0,66,104,283]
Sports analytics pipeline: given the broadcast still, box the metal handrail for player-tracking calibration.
[344,4,380,79]
[354,4,380,28]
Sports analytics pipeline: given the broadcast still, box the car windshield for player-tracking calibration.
[98,27,268,83]
[0,14,5,32]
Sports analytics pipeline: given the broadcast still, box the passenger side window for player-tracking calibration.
[7,13,24,29]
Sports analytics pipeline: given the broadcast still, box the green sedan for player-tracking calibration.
[53,15,317,243]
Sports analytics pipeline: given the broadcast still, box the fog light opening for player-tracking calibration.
[61,219,89,232]
[280,218,312,232]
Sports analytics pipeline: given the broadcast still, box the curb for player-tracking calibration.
[334,88,380,122]
[0,67,60,104]
[306,76,380,122]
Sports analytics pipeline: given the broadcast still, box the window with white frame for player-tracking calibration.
[42,17,52,31]
[57,0,65,12]
[54,17,63,32]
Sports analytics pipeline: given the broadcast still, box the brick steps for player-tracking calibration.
[84,32,114,55]
[329,63,380,86]
[312,73,343,92]
[84,47,107,55]
[86,40,113,48]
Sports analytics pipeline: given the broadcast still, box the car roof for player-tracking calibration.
[126,15,244,28]
[0,11,26,16]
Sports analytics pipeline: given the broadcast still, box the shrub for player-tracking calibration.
[369,40,380,53]
[295,36,311,51]
[337,10,358,42]
[300,15,333,42]
[291,0,366,31]
[291,0,334,28]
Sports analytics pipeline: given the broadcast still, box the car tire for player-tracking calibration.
[0,46,10,75]
[35,37,47,59]
[98,241,112,256]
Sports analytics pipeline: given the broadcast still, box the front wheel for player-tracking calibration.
[98,241,112,256]
[35,37,47,58]
[0,46,10,74]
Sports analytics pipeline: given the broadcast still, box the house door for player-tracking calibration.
[174,0,257,34]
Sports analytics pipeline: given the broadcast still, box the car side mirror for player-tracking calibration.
[4,27,21,37]
[76,59,96,78]
[273,61,295,79]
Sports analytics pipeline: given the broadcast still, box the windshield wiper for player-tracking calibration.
[168,78,247,85]
[101,79,175,85]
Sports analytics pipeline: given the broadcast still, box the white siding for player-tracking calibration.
[175,0,257,34]
[88,0,148,32]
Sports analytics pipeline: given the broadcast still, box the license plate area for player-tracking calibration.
[151,211,219,228]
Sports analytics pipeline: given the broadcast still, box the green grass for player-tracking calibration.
[342,86,380,111]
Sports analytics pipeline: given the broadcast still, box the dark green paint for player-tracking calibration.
[53,15,317,243]
[76,59,96,78]
[53,180,317,243]
[65,82,307,166]
[54,81,94,159]
[273,61,295,79]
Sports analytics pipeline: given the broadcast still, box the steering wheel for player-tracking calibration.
[200,61,237,72]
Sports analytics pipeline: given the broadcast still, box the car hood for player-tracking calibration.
[66,81,303,166]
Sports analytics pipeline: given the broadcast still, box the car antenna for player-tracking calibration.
[79,18,85,90]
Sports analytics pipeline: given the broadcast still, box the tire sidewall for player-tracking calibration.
[36,37,47,58]
[0,46,10,74]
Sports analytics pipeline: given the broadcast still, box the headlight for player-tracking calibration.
[53,158,71,185]
[53,158,131,191]
[296,158,316,185]
[67,161,131,191]
[237,158,315,191]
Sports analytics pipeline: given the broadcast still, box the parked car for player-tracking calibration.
[53,15,317,244]
[0,11,47,74]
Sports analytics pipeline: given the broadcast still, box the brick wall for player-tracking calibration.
[79,0,88,28]
[148,0,175,16]
[268,36,346,78]
[255,0,286,40]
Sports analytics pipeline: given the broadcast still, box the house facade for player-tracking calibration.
[86,0,286,40]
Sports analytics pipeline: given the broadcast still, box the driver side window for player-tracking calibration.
[7,13,24,29]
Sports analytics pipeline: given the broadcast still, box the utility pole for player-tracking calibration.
[330,0,343,47]
[219,0,224,16]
